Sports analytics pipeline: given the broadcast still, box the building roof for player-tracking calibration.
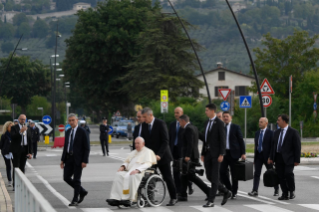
[197,67,255,79]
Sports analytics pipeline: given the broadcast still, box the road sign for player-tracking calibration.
[314,103,318,111]
[65,124,71,131]
[161,90,169,102]
[58,124,65,132]
[44,124,52,135]
[220,101,230,111]
[108,126,114,135]
[260,78,275,95]
[218,89,231,101]
[42,115,52,125]
[239,96,252,108]
[35,123,43,134]
[262,95,272,107]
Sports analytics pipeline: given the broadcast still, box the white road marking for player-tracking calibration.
[244,204,293,212]
[295,166,318,171]
[140,207,174,212]
[237,191,289,205]
[191,205,233,212]
[299,204,319,210]
[82,209,114,212]
[46,154,58,157]
[311,176,319,179]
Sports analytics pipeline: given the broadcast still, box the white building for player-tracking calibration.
[73,2,91,11]
[197,62,255,99]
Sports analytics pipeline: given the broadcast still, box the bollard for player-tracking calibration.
[45,135,50,144]
[108,135,112,143]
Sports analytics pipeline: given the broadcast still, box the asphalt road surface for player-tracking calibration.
[5,145,319,212]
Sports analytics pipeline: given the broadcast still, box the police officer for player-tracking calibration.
[80,120,91,142]
[100,117,109,156]
[30,121,40,159]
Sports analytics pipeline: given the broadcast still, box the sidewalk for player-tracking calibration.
[0,157,14,212]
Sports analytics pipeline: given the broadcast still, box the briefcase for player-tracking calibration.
[263,168,279,187]
[233,160,253,181]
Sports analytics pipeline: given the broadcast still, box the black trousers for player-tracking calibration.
[32,142,38,158]
[100,138,109,155]
[63,154,86,202]
[253,151,279,191]
[220,150,239,195]
[2,154,12,182]
[204,152,228,202]
[12,147,27,186]
[156,163,177,199]
[180,165,209,198]
[275,153,295,195]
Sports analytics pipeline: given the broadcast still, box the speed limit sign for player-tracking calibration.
[262,95,272,107]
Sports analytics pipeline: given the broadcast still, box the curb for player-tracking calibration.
[0,173,12,212]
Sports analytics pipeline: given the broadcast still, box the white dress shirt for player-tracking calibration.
[226,122,231,150]
[138,124,142,136]
[205,115,216,142]
[19,124,28,146]
[68,125,78,152]
[277,125,289,152]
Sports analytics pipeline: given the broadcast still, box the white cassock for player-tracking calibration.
[110,146,157,201]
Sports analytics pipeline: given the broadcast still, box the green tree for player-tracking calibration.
[32,19,49,38]
[1,42,14,53]
[13,13,29,26]
[16,22,31,38]
[0,23,15,39]
[45,32,56,48]
[0,3,4,10]
[0,55,51,113]
[252,30,319,98]
[120,12,204,101]
[4,0,14,11]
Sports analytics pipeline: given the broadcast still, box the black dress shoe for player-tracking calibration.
[119,200,131,207]
[106,199,120,206]
[289,191,295,199]
[248,191,258,196]
[69,201,78,206]
[188,187,194,195]
[78,191,88,204]
[166,199,178,206]
[278,195,289,200]
[178,196,188,201]
[231,193,237,199]
[203,201,214,207]
[216,191,224,196]
[274,189,279,196]
[221,191,232,205]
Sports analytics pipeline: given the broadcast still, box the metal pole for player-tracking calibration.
[244,108,247,143]
[224,0,264,117]
[53,21,59,142]
[264,107,267,118]
[166,0,212,103]
[0,34,23,96]
[289,75,292,126]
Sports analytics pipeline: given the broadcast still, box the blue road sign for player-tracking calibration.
[65,124,71,131]
[42,115,52,125]
[220,101,230,111]
[239,96,252,108]
[314,103,317,110]
[108,126,114,135]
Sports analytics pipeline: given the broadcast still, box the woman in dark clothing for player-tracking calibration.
[0,121,14,186]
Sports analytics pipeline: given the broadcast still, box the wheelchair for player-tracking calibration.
[118,168,166,208]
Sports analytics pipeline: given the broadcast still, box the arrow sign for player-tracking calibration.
[44,124,53,135]
[108,126,114,135]
[220,101,230,111]
[260,78,275,94]
[218,89,231,101]
[65,124,71,131]
[35,123,43,134]
[42,115,52,125]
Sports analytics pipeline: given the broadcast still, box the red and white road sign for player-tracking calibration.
[262,95,272,107]
[58,124,65,132]
[260,78,275,95]
[218,89,231,101]
[161,102,168,108]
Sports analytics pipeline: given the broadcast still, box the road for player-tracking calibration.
[3,144,319,212]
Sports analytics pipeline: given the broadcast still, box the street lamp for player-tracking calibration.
[37,107,43,117]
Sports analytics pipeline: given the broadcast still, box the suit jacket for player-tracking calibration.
[200,117,225,157]
[226,123,246,159]
[254,128,274,162]
[181,123,200,163]
[132,124,142,150]
[61,126,90,166]
[141,118,172,165]
[0,133,11,155]
[169,121,184,158]
[100,124,109,141]
[270,126,301,165]
[30,127,40,143]
[10,124,32,154]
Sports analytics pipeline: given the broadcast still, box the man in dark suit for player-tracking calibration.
[132,110,144,150]
[200,104,231,208]
[248,117,279,197]
[10,114,33,190]
[220,111,246,199]
[100,117,109,156]
[178,115,209,201]
[60,113,90,206]
[29,121,40,159]
[141,107,177,206]
[269,114,301,200]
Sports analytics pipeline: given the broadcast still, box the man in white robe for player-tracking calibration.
[107,137,157,206]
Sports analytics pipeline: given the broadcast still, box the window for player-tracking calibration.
[215,86,229,97]
[235,86,248,96]
[218,72,225,81]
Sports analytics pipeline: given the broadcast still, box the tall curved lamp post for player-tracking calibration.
[224,0,264,117]
[166,0,212,104]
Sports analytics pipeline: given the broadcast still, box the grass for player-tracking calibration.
[246,142,319,154]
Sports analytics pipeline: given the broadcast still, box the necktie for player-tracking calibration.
[258,130,263,153]
[277,129,284,153]
[174,122,180,146]
[205,120,213,142]
[225,124,228,134]
[148,124,152,134]
[69,129,74,153]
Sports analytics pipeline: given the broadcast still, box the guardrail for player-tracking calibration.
[15,168,56,212]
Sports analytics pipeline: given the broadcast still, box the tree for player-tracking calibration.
[0,23,15,39]
[13,13,29,26]
[0,55,51,113]
[252,30,319,98]
[119,12,204,101]
[16,22,31,38]
[1,42,14,53]
[32,19,49,38]
[4,0,14,11]
[45,32,56,48]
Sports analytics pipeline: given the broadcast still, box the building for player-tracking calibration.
[197,62,255,99]
[1,11,21,23]
[73,2,91,11]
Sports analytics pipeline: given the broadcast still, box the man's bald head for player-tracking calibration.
[174,107,184,120]
[135,137,145,151]
[259,117,268,129]
[18,114,26,125]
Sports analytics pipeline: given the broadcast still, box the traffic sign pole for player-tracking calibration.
[289,75,292,126]
[245,108,247,143]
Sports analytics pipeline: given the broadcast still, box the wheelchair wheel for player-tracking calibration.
[137,197,146,208]
[144,175,166,207]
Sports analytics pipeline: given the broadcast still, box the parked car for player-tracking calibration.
[113,120,135,139]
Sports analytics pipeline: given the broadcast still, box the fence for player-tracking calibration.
[14,168,56,212]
